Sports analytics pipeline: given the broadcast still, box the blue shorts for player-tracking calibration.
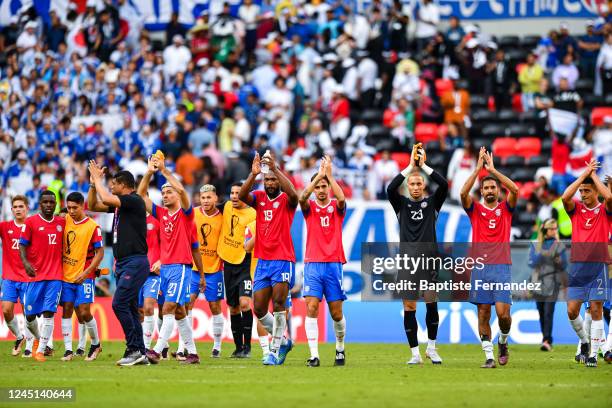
[60,279,95,306]
[469,264,513,305]
[253,260,295,293]
[567,262,608,302]
[24,280,62,315]
[194,271,224,302]
[0,279,28,304]
[303,262,347,302]
[160,264,190,306]
[138,274,160,308]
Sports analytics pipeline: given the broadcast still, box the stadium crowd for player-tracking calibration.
[0,0,611,242]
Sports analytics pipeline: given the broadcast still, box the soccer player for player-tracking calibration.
[139,212,161,352]
[460,147,518,368]
[387,145,448,365]
[60,192,104,361]
[0,195,30,356]
[182,184,225,359]
[239,152,298,365]
[561,160,612,367]
[217,182,256,358]
[19,191,66,362]
[139,156,204,365]
[299,156,348,367]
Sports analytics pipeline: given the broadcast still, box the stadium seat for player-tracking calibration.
[375,138,395,151]
[511,168,536,182]
[415,123,439,143]
[472,108,497,123]
[472,138,490,150]
[505,156,525,168]
[526,155,549,168]
[520,35,541,50]
[499,35,520,49]
[583,94,603,109]
[515,198,528,213]
[426,140,442,153]
[492,137,517,159]
[516,137,541,158]
[541,138,553,153]
[517,211,537,226]
[519,181,538,200]
[361,109,383,124]
[390,152,411,169]
[481,124,507,138]
[591,107,612,126]
[497,109,519,123]
[519,111,538,125]
[434,78,454,97]
[470,94,488,109]
[506,49,528,62]
[506,123,529,137]
[605,93,612,105]
[575,78,594,93]
[428,152,447,169]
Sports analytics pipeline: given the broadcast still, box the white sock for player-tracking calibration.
[590,319,604,358]
[154,315,175,354]
[26,319,40,339]
[333,316,346,352]
[481,340,494,360]
[212,314,224,351]
[24,321,35,351]
[305,317,319,358]
[411,346,421,358]
[177,329,185,353]
[176,317,197,355]
[85,318,100,346]
[142,315,155,349]
[427,339,436,349]
[39,317,54,353]
[157,317,163,334]
[498,331,509,345]
[259,312,274,334]
[77,323,87,350]
[271,312,286,357]
[259,335,270,356]
[61,318,73,352]
[606,323,612,352]
[570,316,589,343]
[6,317,23,340]
[47,336,54,350]
[584,312,592,337]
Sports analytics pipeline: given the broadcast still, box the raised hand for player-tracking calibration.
[324,155,333,177]
[416,146,426,167]
[317,156,327,178]
[88,160,104,181]
[484,151,495,171]
[585,159,601,175]
[252,152,261,175]
[147,156,159,173]
[476,147,486,171]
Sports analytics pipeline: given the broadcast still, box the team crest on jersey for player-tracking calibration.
[8,230,12,234]
[260,202,265,206]
[316,208,320,213]
[495,209,501,217]
[38,227,45,231]
[594,208,600,214]
[273,202,280,209]
[163,215,168,220]
[327,206,334,213]
[421,202,427,209]
[57,225,63,232]
[147,223,154,230]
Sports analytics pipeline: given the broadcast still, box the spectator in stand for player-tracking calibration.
[190,23,210,65]
[372,149,399,200]
[552,77,583,114]
[329,85,351,142]
[487,48,512,110]
[446,15,465,50]
[555,22,577,63]
[446,138,478,203]
[536,30,559,72]
[165,12,187,46]
[239,0,260,63]
[551,53,580,90]
[415,0,440,53]
[519,53,544,111]
[588,116,612,178]
[440,78,470,140]
[577,20,603,79]
[163,35,192,78]
[595,31,612,96]
[45,11,67,53]
[356,50,378,109]
[550,128,574,195]
[95,8,122,62]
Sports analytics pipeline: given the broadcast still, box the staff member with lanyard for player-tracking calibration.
[87,161,149,366]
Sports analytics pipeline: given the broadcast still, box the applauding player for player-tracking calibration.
[138,156,204,365]
[561,160,611,367]
[300,156,348,367]
[239,152,298,365]
[461,148,518,368]
[387,144,448,365]
[139,211,161,352]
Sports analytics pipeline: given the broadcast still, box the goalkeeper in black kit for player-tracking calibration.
[386,143,449,365]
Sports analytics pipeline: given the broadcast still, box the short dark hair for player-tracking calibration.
[66,191,85,205]
[40,190,56,199]
[311,174,330,183]
[113,170,136,189]
[481,175,500,188]
[581,177,595,185]
[231,181,243,188]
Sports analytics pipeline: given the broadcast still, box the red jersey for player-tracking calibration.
[19,214,65,281]
[252,190,296,262]
[0,221,28,282]
[568,201,611,262]
[153,204,198,265]
[466,200,513,264]
[304,199,346,263]
[146,214,161,270]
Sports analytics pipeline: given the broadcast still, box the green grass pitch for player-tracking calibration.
[0,342,610,408]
